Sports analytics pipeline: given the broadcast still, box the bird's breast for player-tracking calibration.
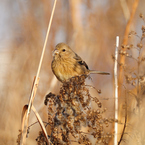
[52,57,88,82]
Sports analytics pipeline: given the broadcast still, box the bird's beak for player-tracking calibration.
[53,49,59,56]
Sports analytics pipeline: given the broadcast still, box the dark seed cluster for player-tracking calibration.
[37,75,112,145]
[36,131,48,145]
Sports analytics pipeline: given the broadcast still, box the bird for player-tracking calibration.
[51,43,110,82]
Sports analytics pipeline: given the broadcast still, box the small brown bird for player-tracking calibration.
[51,43,110,82]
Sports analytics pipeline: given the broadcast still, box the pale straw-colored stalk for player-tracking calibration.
[20,0,57,145]
[114,36,119,145]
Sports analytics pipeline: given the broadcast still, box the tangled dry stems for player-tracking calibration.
[36,75,112,145]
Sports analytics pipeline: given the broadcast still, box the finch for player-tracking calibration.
[51,43,110,82]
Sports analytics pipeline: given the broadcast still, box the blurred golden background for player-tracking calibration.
[0,0,145,144]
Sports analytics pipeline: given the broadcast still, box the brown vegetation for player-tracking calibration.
[0,0,145,145]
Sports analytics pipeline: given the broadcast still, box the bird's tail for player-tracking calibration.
[89,70,110,75]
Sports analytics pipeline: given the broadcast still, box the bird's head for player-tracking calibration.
[53,43,74,59]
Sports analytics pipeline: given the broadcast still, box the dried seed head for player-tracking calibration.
[140,13,144,18]
[41,75,112,144]
[97,89,101,94]
[141,56,145,61]
[137,43,143,49]
[142,25,145,33]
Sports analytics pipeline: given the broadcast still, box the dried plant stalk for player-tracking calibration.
[20,0,57,145]
[116,1,139,144]
[31,105,50,144]
[118,0,139,96]
[114,36,119,145]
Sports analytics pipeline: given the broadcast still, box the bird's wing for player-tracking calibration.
[73,53,89,70]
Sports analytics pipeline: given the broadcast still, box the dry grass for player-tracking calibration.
[1,0,145,145]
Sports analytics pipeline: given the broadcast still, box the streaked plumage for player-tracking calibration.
[51,43,110,82]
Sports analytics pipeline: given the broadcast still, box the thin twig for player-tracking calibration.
[114,36,119,145]
[118,89,128,145]
[20,0,57,144]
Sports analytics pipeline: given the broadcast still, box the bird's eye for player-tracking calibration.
[62,49,65,52]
